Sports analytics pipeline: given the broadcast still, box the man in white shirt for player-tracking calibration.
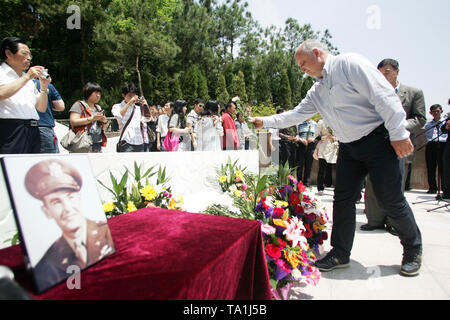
[250,39,422,277]
[235,112,250,150]
[0,37,51,153]
[111,83,148,152]
[186,98,204,150]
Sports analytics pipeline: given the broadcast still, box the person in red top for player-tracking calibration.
[221,101,239,150]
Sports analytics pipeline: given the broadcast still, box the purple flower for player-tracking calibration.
[265,207,273,219]
[275,260,292,281]
[279,184,293,199]
[288,175,298,186]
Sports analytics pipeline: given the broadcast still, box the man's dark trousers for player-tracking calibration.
[330,126,422,261]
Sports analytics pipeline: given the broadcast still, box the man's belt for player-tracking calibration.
[0,119,39,126]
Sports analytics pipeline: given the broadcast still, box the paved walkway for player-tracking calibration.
[289,188,450,300]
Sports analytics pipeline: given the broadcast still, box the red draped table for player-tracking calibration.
[0,207,271,300]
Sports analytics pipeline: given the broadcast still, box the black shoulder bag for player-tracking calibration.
[116,106,136,152]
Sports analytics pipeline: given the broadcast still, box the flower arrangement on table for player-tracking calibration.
[98,162,183,218]
[259,173,328,299]
[204,160,329,299]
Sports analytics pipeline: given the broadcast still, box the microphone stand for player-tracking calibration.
[412,120,449,211]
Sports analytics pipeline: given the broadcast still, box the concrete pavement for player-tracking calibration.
[289,188,450,300]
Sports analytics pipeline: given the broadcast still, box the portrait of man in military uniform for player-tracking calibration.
[1,156,115,293]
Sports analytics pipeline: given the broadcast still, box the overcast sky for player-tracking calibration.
[245,0,450,118]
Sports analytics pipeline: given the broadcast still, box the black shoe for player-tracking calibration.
[427,189,437,194]
[386,225,399,236]
[400,249,422,277]
[360,223,385,231]
[314,253,350,272]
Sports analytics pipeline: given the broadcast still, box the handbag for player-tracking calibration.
[116,106,136,152]
[162,131,179,151]
[60,103,93,153]
[60,129,93,153]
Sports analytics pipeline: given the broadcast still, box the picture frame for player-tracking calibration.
[0,154,115,294]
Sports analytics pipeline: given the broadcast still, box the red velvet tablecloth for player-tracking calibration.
[0,207,271,300]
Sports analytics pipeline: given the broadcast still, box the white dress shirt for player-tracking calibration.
[111,101,144,145]
[0,62,40,120]
[262,53,409,143]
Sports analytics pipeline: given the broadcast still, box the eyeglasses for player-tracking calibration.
[20,50,32,59]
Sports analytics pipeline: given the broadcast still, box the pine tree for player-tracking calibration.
[216,74,230,105]
[255,64,272,104]
[279,69,292,109]
[197,70,210,101]
[231,70,248,103]
[181,65,199,104]
[170,74,183,101]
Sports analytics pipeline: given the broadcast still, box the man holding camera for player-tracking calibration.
[111,82,149,152]
[0,37,51,153]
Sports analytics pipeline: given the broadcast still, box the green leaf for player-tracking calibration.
[97,179,116,197]
[269,279,278,290]
[255,174,269,195]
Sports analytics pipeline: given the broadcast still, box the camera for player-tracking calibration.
[41,68,50,79]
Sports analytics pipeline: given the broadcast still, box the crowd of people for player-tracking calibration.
[0,37,253,155]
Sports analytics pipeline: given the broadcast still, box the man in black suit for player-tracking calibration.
[441,109,450,200]
[25,159,115,292]
[361,58,426,234]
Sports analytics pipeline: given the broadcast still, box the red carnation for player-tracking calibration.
[295,204,304,214]
[273,207,284,218]
[289,192,301,206]
[265,244,281,259]
[297,181,306,193]
[303,224,313,238]
[278,238,287,249]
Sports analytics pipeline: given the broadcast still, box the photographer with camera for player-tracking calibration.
[111,82,149,152]
[0,37,51,153]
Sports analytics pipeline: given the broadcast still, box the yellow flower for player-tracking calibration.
[103,202,115,213]
[127,201,138,212]
[274,200,289,208]
[272,219,287,228]
[233,190,242,197]
[235,170,243,179]
[168,195,184,210]
[313,221,326,233]
[219,176,227,183]
[140,185,157,201]
[284,251,300,269]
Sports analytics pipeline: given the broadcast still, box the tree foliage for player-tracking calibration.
[0,0,338,118]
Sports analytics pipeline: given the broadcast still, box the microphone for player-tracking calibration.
[0,265,33,300]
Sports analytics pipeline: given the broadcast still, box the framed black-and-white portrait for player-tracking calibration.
[1,154,115,294]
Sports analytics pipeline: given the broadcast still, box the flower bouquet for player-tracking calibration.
[204,160,329,299]
[98,162,183,217]
[259,174,329,299]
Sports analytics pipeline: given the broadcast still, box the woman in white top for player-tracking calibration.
[156,101,173,151]
[195,100,223,151]
[314,119,339,193]
[167,100,193,152]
